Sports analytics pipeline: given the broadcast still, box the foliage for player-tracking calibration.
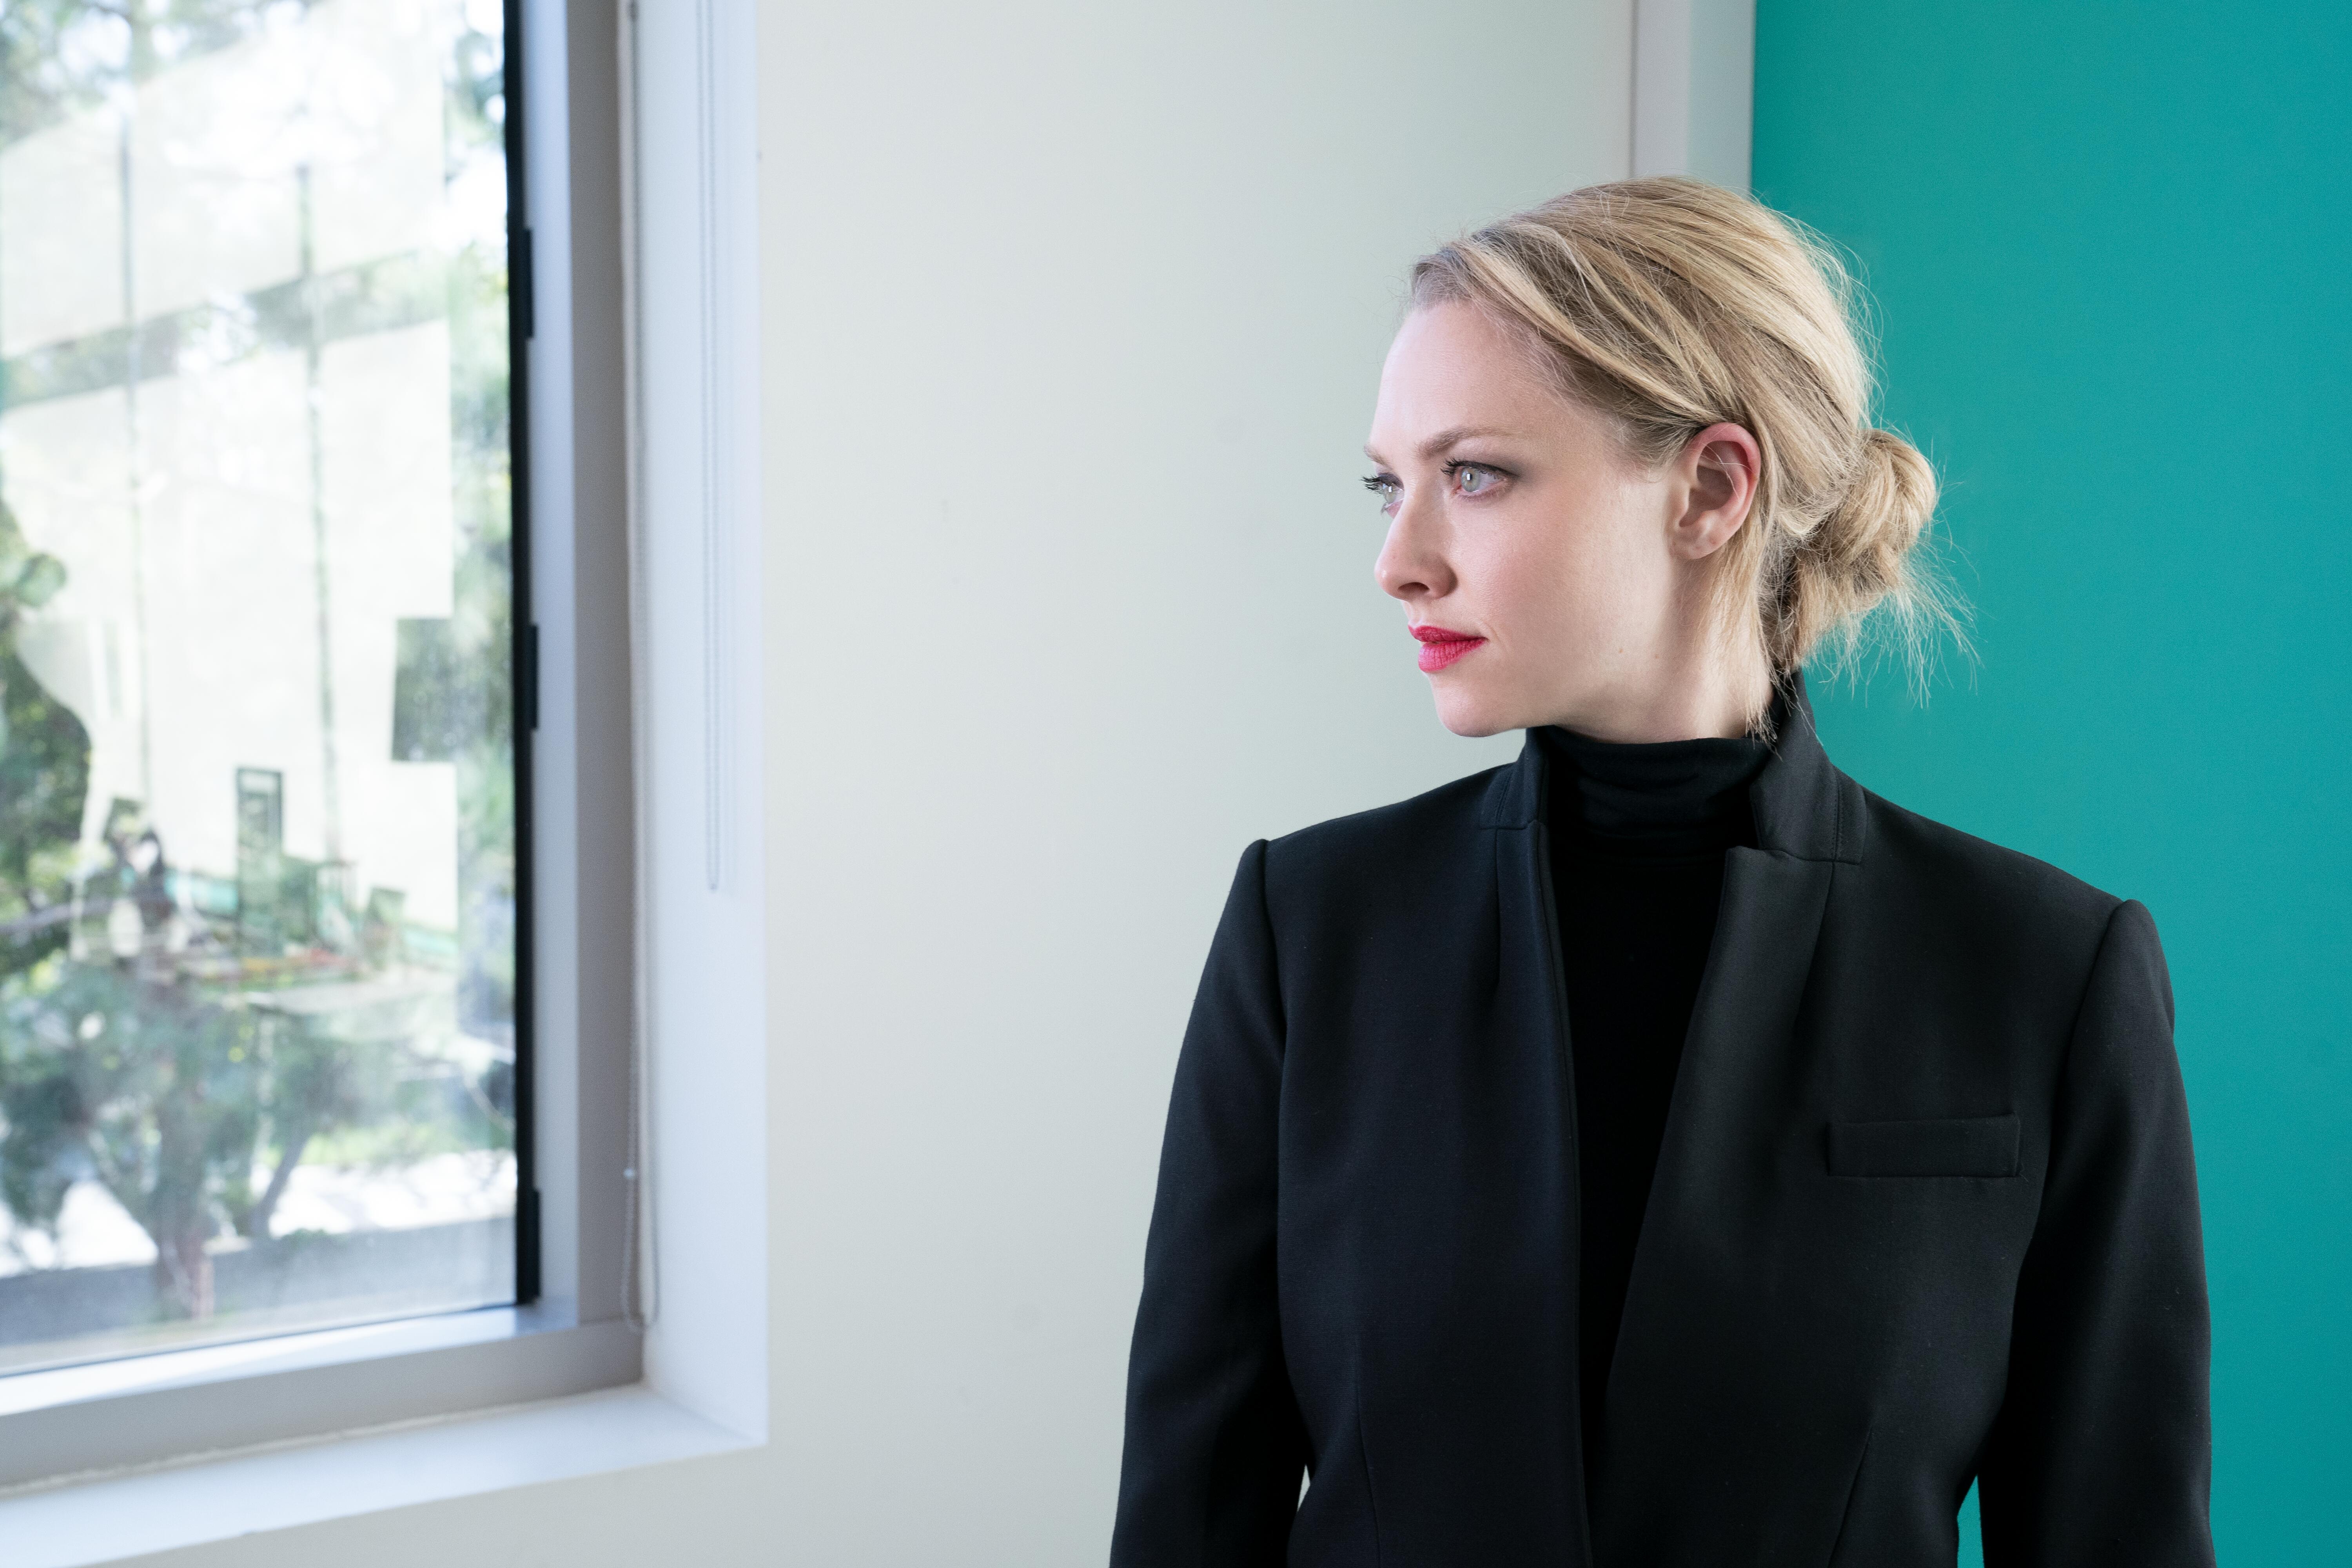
[0,960,263,1313]
[0,501,85,984]
[0,950,465,1315]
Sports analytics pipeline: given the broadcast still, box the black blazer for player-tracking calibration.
[1112,698,2212,1566]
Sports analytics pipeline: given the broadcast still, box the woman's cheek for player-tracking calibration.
[1487,531,1576,648]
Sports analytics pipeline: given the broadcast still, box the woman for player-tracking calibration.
[1110,180,2212,1566]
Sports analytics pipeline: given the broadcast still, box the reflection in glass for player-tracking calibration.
[0,0,516,1372]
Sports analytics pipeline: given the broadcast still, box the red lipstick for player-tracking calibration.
[1410,623,1486,673]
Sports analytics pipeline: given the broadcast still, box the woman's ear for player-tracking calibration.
[1670,421,1762,560]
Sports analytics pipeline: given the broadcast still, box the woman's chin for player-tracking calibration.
[1430,685,1520,740]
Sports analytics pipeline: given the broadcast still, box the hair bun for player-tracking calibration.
[1813,428,1937,603]
[1766,425,1947,679]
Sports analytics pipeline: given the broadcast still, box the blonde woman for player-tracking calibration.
[1111,180,2212,1566]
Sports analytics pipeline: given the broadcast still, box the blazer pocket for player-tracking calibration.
[1827,1114,2020,1178]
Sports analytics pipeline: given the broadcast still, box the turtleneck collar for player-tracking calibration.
[1535,695,1783,858]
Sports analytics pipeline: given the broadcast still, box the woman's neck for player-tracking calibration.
[1542,586,1777,740]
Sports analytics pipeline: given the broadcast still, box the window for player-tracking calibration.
[0,2,759,1541]
[0,0,527,1374]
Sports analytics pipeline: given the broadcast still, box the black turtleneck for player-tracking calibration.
[1537,719,1772,1484]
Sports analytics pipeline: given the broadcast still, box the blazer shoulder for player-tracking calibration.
[1859,786,2123,938]
[1259,763,1504,893]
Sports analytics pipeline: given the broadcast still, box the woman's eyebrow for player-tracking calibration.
[1362,425,1524,465]
[1417,425,1519,458]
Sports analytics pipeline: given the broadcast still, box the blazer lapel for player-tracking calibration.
[1586,681,1869,1550]
[1480,728,1597,1555]
[1640,845,1837,1251]
[1344,737,1596,1563]
[1633,678,1863,1257]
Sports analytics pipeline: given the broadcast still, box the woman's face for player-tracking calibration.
[1365,300,1760,742]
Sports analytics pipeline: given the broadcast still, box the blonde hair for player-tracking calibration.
[1410,177,1959,719]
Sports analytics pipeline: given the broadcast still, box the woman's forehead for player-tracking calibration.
[1369,305,1599,461]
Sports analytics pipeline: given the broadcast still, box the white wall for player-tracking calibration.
[121,1,1635,1561]
[758,0,1627,1559]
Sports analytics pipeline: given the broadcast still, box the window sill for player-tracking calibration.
[0,1304,638,1489]
[0,1382,755,1568]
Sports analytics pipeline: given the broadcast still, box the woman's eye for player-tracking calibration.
[1453,463,1498,496]
[1362,474,1401,512]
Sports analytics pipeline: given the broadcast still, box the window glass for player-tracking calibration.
[0,0,517,1372]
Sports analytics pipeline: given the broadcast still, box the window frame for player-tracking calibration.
[0,0,649,1488]
[512,0,544,1312]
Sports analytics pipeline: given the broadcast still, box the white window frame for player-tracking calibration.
[1632,0,1757,190]
[0,1,765,1557]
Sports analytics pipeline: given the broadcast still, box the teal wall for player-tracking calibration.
[1755,2,2350,1560]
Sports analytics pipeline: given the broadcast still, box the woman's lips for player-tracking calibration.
[1411,624,1486,673]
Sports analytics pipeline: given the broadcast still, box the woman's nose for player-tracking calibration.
[1375,500,1451,603]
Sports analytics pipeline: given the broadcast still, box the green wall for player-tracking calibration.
[1754,1,2350,1560]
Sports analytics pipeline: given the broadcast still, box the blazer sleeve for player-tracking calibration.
[1110,840,1308,1567]
[1978,898,2215,1566]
